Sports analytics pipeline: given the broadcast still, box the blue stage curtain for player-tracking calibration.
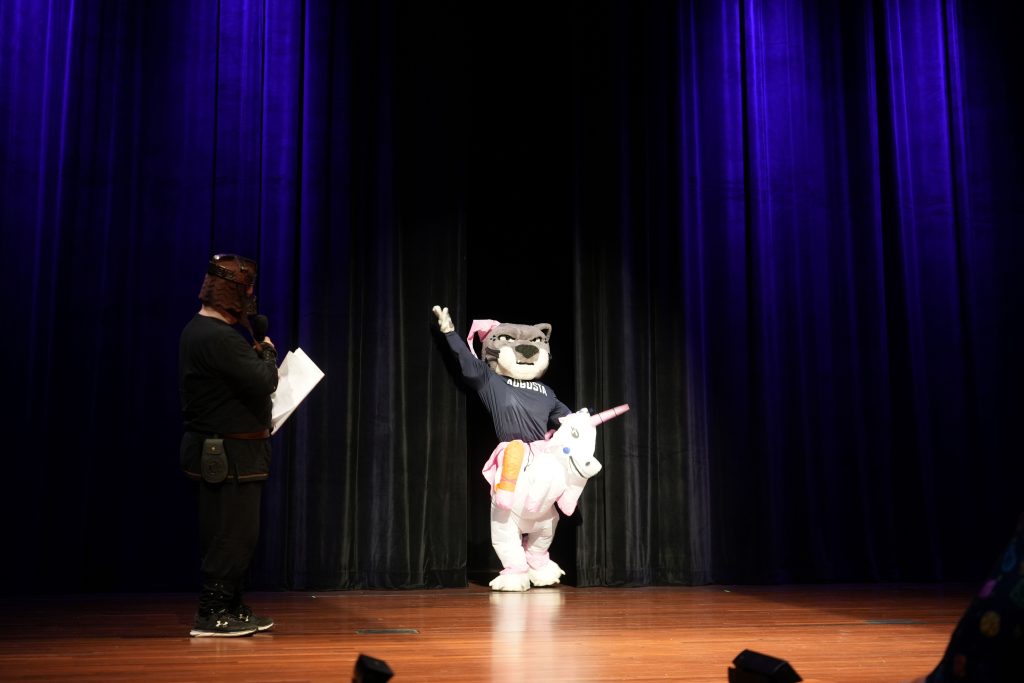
[1,0,1020,591]
[572,0,1023,584]
[0,0,468,591]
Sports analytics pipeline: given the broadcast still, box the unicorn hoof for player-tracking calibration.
[489,572,531,592]
[528,560,566,587]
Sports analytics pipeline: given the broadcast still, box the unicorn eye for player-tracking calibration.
[570,428,579,438]
[498,334,514,341]
[531,337,544,342]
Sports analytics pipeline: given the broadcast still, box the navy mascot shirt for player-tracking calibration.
[444,332,570,442]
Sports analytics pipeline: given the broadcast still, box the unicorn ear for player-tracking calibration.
[558,414,569,424]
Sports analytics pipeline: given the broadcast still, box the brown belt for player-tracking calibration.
[223,429,271,440]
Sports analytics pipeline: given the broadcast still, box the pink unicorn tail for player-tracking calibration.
[590,404,630,426]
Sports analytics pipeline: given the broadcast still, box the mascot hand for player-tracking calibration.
[432,305,454,334]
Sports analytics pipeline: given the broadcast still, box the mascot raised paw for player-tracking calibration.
[432,305,628,591]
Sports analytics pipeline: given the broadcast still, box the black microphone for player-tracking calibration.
[251,314,269,342]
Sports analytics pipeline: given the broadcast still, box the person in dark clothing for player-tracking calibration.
[179,254,279,637]
[906,513,1024,683]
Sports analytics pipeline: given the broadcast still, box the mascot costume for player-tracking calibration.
[432,305,627,591]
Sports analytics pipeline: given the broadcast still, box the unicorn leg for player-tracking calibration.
[523,513,565,587]
[488,507,530,592]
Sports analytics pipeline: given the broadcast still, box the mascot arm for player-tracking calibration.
[432,305,489,387]
[442,330,488,388]
[548,400,572,429]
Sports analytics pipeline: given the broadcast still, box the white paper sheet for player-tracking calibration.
[270,347,325,434]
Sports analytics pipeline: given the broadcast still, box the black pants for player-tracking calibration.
[197,478,264,612]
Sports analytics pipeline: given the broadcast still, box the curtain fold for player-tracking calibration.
[1,0,469,591]
[1,0,1021,592]
[570,0,1022,585]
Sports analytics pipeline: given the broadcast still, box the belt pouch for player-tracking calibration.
[201,438,228,484]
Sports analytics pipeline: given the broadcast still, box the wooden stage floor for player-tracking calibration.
[0,583,971,682]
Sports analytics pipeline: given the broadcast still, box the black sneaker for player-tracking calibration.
[190,610,258,637]
[236,604,274,632]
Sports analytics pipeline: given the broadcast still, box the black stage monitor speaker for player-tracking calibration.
[352,653,394,682]
[728,649,802,683]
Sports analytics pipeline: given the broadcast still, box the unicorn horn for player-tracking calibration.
[590,404,630,426]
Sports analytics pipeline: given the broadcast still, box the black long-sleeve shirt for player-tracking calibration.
[178,314,278,480]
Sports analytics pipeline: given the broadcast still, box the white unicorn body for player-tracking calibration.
[482,405,627,591]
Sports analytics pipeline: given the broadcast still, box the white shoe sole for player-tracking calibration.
[189,627,257,637]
